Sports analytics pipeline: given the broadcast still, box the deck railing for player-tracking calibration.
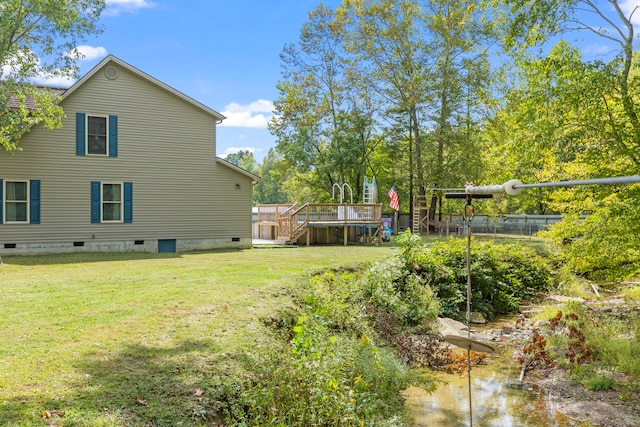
[257,204,295,223]
[276,203,301,240]
[257,203,382,242]
[290,203,382,223]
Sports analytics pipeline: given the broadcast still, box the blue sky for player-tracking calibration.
[38,0,639,163]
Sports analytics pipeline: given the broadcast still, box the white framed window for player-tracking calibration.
[91,181,131,224]
[102,182,123,222]
[3,180,29,223]
[87,115,108,155]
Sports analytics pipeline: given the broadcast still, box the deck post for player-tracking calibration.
[394,211,398,235]
[343,225,348,246]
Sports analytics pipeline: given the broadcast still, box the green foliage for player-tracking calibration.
[622,286,640,306]
[484,3,640,279]
[396,231,551,319]
[253,149,289,204]
[540,186,640,280]
[225,150,257,174]
[571,365,616,391]
[218,270,429,426]
[223,334,411,426]
[306,270,368,333]
[0,0,105,153]
[583,315,640,379]
[361,255,440,328]
[269,0,500,208]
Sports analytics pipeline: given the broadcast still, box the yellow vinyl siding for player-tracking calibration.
[0,60,252,247]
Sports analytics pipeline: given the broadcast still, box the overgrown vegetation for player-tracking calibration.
[213,232,554,425]
[217,279,430,426]
[519,301,640,404]
[214,255,445,425]
[395,231,551,320]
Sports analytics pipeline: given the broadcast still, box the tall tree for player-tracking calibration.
[497,0,640,164]
[339,0,432,215]
[340,0,498,221]
[253,149,289,205]
[225,149,257,174]
[421,0,496,220]
[0,0,105,154]
[489,0,640,278]
[269,4,380,201]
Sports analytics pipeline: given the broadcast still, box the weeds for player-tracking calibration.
[395,232,552,320]
[216,269,435,426]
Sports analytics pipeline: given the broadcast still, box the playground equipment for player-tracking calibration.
[363,176,378,204]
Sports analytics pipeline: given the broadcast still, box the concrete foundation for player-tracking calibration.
[0,238,252,256]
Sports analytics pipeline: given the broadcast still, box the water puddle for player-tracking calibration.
[404,352,588,427]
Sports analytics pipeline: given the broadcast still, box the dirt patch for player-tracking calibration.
[536,373,640,427]
[469,296,640,427]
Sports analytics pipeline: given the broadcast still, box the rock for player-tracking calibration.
[502,325,514,334]
[456,311,487,324]
[470,311,487,324]
[548,295,585,303]
[437,317,469,337]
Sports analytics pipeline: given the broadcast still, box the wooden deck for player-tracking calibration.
[257,203,383,245]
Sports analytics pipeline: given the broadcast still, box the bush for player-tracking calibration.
[215,270,433,426]
[396,232,552,320]
[539,185,640,281]
[361,255,440,328]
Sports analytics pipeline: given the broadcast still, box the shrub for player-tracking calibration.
[306,270,368,335]
[361,255,440,328]
[215,269,433,426]
[396,232,552,320]
[539,186,640,281]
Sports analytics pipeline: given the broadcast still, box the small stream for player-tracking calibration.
[404,349,588,427]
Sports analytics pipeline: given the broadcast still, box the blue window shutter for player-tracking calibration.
[30,180,41,224]
[91,181,101,223]
[124,181,132,223]
[76,112,86,156]
[0,179,3,224]
[108,115,118,157]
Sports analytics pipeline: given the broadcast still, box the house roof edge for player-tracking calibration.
[216,157,261,182]
[62,55,226,121]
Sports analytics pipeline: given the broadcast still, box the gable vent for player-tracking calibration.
[104,66,119,80]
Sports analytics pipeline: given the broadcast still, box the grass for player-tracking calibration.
[0,245,396,426]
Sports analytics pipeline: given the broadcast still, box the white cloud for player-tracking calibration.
[71,45,108,61]
[32,74,76,87]
[105,0,155,16]
[219,99,274,128]
[620,0,640,26]
[227,146,255,154]
[221,146,257,158]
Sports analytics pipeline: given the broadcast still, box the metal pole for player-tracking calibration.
[464,202,474,427]
[467,219,473,426]
[431,175,640,194]
[514,175,640,189]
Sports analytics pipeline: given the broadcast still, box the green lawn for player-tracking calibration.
[0,245,396,426]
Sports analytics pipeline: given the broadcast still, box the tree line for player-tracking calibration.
[245,0,639,279]
[2,0,637,279]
